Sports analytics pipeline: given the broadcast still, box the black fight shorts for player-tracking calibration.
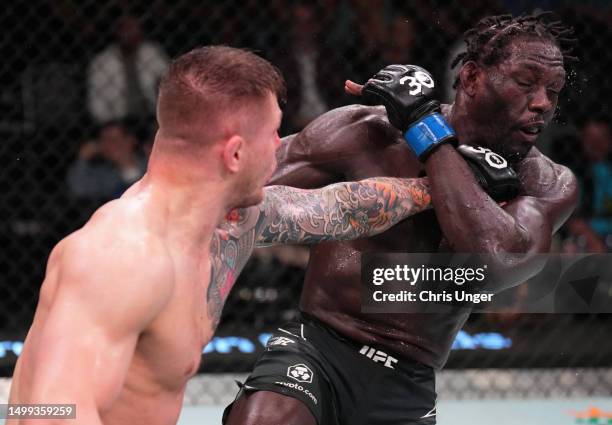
[223,314,437,425]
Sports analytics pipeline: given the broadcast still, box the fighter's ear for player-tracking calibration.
[458,61,482,97]
[222,135,244,174]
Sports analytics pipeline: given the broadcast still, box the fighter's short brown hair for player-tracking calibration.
[157,46,286,142]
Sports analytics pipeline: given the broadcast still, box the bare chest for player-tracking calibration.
[133,261,213,390]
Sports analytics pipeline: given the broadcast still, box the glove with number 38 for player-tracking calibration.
[362,64,457,161]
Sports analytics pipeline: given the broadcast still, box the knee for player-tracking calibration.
[225,390,316,425]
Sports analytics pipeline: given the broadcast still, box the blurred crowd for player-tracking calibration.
[2,0,612,337]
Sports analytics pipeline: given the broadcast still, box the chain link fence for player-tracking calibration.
[181,368,612,405]
[4,368,610,407]
[2,0,612,398]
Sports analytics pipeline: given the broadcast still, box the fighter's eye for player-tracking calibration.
[547,89,560,98]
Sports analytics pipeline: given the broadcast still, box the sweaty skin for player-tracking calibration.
[268,39,578,369]
[8,176,430,425]
[271,106,459,367]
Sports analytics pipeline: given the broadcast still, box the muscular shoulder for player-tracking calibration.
[286,104,401,160]
[514,148,579,230]
[57,202,174,304]
[516,148,578,201]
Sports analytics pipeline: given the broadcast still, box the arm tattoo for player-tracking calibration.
[256,177,431,246]
[206,208,261,330]
[206,177,430,328]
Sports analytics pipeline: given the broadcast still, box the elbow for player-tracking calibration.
[465,213,550,255]
[471,225,551,293]
[478,237,549,293]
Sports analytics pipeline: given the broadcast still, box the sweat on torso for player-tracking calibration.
[101,250,215,425]
[280,106,470,368]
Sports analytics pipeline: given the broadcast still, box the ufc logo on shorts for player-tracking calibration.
[359,345,398,369]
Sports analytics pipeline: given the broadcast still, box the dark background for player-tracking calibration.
[1,0,611,381]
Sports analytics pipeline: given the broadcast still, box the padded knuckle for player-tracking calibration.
[385,64,405,72]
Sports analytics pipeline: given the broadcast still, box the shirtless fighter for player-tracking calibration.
[224,13,579,425]
[8,46,433,425]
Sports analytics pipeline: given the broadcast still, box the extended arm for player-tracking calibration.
[206,176,431,326]
[256,177,431,246]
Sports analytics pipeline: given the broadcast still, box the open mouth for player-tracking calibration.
[518,123,544,142]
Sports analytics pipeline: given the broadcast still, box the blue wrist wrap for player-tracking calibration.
[404,113,456,159]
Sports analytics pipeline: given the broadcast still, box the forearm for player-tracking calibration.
[426,147,558,292]
[425,145,532,253]
[256,177,431,246]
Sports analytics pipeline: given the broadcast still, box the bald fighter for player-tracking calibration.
[225,13,579,425]
[8,46,433,425]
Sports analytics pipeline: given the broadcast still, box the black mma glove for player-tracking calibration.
[362,64,457,161]
[457,145,521,202]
